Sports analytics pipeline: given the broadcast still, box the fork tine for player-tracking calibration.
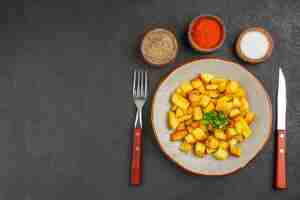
[133,70,137,96]
[140,70,144,97]
[137,70,141,97]
[144,71,148,97]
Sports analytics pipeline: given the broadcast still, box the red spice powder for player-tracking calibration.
[191,17,223,49]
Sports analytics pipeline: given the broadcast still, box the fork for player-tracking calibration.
[131,69,148,185]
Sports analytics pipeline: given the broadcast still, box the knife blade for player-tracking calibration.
[277,68,287,130]
[275,67,287,189]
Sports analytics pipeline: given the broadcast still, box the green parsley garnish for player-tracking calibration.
[202,111,229,129]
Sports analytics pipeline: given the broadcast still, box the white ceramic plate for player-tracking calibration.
[151,58,272,176]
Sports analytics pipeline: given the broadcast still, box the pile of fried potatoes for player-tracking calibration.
[168,73,255,160]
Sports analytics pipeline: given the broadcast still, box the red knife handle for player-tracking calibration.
[131,128,142,185]
[275,130,287,189]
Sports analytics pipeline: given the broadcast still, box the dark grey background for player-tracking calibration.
[0,0,299,199]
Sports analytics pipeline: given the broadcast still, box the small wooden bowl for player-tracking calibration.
[236,27,273,64]
[188,15,226,53]
[140,28,178,67]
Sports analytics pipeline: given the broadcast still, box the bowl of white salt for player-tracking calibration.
[236,27,273,64]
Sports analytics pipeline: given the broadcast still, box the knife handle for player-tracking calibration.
[131,128,142,185]
[275,130,287,189]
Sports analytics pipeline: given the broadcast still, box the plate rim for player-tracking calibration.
[150,57,273,176]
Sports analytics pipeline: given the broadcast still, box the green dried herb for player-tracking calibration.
[202,111,229,129]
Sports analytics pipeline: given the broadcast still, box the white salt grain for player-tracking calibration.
[240,31,269,60]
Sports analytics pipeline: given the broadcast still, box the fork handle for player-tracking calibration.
[131,128,142,185]
[275,129,287,189]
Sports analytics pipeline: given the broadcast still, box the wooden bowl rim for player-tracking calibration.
[150,57,273,176]
[235,27,273,64]
[188,15,226,53]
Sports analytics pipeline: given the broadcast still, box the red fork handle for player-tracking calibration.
[275,129,287,189]
[131,128,142,185]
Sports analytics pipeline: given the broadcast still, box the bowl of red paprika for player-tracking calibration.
[188,15,226,53]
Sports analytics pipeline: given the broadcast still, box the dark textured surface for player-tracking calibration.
[0,0,299,199]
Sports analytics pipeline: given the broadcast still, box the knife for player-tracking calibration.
[275,68,287,189]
